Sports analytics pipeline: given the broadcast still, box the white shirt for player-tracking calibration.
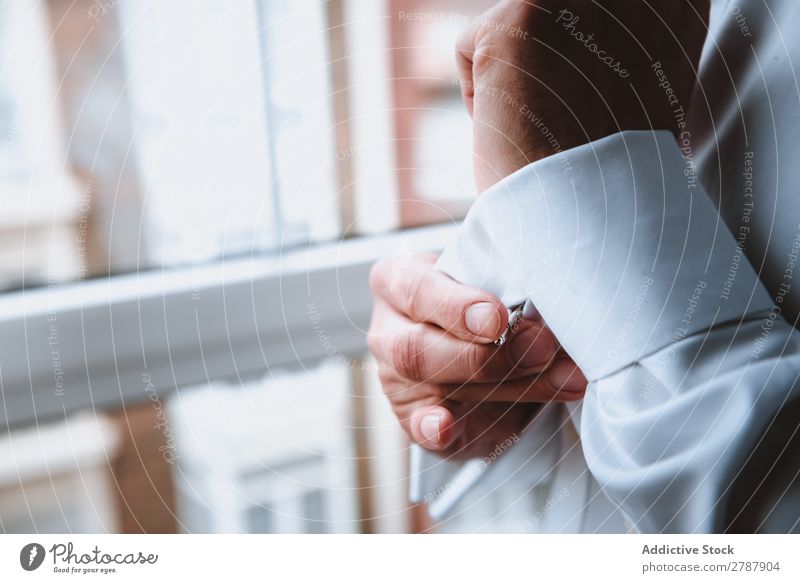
[414,0,800,533]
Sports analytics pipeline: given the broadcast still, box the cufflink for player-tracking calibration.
[494,304,525,346]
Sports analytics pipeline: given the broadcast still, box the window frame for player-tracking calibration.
[0,224,453,431]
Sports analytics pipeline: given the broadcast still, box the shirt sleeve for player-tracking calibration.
[435,129,800,532]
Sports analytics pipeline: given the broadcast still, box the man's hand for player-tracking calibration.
[456,0,709,191]
[367,253,586,459]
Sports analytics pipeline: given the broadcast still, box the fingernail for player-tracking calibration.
[548,364,587,393]
[420,413,441,445]
[509,327,555,368]
[465,302,502,338]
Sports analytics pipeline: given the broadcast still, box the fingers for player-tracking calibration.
[444,357,588,403]
[370,309,558,384]
[378,370,460,452]
[379,354,586,456]
[418,402,540,461]
[409,404,461,451]
[382,374,461,452]
[405,399,535,455]
[546,357,589,395]
[370,255,507,343]
[392,366,584,456]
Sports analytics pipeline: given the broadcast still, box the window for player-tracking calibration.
[0,0,507,535]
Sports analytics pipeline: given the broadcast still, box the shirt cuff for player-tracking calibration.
[436,130,774,380]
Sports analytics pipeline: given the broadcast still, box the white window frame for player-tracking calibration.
[0,224,453,430]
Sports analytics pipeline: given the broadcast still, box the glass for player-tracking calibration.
[0,358,415,534]
[0,0,361,290]
[0,0,525,535]
[1,0,499,291]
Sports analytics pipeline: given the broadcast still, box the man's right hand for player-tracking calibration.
[367,253,586,460]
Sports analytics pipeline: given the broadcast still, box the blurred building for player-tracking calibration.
[0,414,119,533]
[169,362,358,533]
[0,0,519,535]
[0,0,84,290]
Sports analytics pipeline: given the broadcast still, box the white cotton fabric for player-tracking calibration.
[413,0,800,532]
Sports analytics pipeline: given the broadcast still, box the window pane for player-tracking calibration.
[0,0,535,535]
[0,358,415,534]
[1,0,500,291]
[388,0,496,227]
[2,0,355,289]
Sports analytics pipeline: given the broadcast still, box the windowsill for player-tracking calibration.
[0,224,457,430]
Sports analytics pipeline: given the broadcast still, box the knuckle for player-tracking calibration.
[390,329,426,380]
[369,259,391,294]
[400,270,427,319]
[376,366,391,384]
[366,329,381,358]
[377,367,397,395]
[371,256,428,316]
[471,44,499,73]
